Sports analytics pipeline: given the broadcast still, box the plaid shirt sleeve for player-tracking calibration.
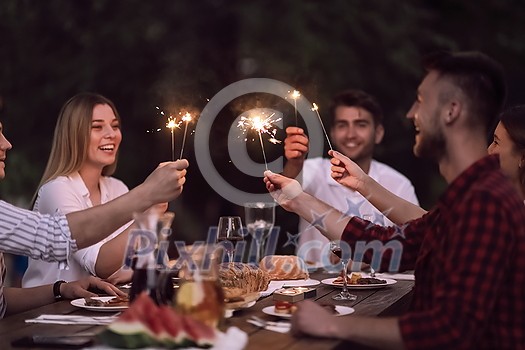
[341,214,429,272]
[399,188,520,349]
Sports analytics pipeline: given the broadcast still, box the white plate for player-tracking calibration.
[70,296,129,312]
[321,276,397,289]
[279,278,320,287]
[262,305,354,318]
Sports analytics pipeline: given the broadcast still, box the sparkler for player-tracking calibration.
[166,116,181,161]
[312,103,333,151]
[290,90,301,125]
[179,112,193,159]
[237,111,282,171]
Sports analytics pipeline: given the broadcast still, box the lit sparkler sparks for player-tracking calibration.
[312,103,333,151]
[179,112,193,159]
[237,110,282,171]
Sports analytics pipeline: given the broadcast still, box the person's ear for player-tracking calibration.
[445,101,461,124]
[374,124,385,144]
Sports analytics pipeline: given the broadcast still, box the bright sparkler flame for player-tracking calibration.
[237,112,282,142]
[181,112,193,122]
[291,90,301,99]
[312,103,319,111]
[237,109,283,171]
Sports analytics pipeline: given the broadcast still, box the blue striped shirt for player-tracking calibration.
[0,200,77,318]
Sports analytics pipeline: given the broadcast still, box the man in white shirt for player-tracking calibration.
[283,90,419,262]
[0,120,188,317]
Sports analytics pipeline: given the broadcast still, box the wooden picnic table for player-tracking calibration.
[0,271,414,349]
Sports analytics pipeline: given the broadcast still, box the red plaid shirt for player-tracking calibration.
[342,155,525,349]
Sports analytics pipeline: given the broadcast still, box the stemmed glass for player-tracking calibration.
[244,202,275,264]
[330,240,357,301]
[216,216,244,263]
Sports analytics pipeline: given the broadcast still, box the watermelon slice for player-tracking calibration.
[98,292,218,349]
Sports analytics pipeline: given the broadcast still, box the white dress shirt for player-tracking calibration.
[22,172,132,287]
[297,157,419,261]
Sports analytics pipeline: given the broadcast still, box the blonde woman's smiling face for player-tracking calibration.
[84,104,122,170]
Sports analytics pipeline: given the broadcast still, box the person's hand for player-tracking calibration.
[105,267,133,285]
[329,150,367,192]
[59,276,126,299]
[140,159,189,205]
[291,300,340,338]
[263,170,303,211]
[284,127,309,160]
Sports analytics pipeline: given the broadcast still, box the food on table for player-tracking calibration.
[98,292,218,349]
[259,255,309,280]
[219,262,271,300]
[333,272,386,285]
[274,300,298,315]
[84,295,129,307]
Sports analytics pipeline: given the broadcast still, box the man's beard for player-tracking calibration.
[414,118,446,162]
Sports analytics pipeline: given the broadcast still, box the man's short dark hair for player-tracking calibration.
[422,51,507,132]
[328,89,384,127]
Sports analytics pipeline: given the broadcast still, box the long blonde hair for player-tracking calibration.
[32,93,121,206]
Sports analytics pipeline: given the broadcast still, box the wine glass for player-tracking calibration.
[330,241,357,301]
[244,202,275,264]
[216,216,244,263]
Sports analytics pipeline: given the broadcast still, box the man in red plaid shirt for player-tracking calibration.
[264,51,525,349]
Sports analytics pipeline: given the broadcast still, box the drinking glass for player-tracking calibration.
[216,216,244,263]
[244,202,275,264]
[175,245,225,328]
[330,241,357,301]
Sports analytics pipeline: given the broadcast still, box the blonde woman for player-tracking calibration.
[23,93,137,287]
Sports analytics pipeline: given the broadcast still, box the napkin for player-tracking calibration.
[376,272,415,281]
[246,319,291,333]
[259,281,286,297]
[26,314,118,325]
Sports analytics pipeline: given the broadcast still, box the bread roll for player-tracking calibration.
[218,263,270,300]
[259,255,309,280]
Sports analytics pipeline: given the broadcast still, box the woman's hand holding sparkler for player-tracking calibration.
[263,170,304,212]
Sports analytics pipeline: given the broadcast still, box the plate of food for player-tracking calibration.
[321,273,397,289]
[71,296,129,312]
[262,304,354,319]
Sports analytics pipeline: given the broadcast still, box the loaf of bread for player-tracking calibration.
[219,263,271,300]
[259,255,309,280]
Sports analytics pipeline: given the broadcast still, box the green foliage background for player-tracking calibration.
[1,0,525,245]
